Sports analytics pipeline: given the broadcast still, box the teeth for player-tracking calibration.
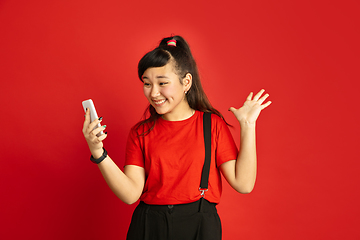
[154,99,166,105]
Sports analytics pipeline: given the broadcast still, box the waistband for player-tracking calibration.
[138,198,217,214]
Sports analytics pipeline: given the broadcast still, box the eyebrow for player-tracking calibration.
[156,76,169,79]
[142,75,169,80]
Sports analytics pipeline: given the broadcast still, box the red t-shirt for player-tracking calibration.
[125,111,238,205]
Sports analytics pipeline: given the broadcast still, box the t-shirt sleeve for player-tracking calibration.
[124,127,145,168]
[213,115,239,167]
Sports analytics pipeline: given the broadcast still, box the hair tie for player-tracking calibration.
[167,39,177,47]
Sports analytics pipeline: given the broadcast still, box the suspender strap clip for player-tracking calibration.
[199,188,208,198]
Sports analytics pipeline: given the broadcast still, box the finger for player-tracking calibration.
[246,92,253,101]
[98,132,108,142]
[228,107,237,113]
[91,124,107,137]
[261,101,272,109]
[91,131,108,145]
[258,93,270,104]
[253,89,265,101]
[88,116,103,133]
[82,108,91,132]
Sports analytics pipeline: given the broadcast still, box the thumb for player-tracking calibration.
[228,107,236,113]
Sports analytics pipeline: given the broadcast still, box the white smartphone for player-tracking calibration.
[82,99,103,136]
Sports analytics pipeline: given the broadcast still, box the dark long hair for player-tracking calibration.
[135,35,227,135]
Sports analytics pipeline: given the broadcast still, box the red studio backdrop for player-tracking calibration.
[1,0,359,239]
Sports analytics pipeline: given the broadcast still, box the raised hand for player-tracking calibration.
[229,89,271,125]
[82,108,107,158]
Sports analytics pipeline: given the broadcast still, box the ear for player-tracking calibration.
[183,73,192,92]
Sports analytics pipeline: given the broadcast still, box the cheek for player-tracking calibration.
[143,87,150,98]
[162,85,182,98]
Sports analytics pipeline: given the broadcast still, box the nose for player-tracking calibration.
[150,85,160,98]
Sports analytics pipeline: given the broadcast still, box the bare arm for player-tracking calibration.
[220,89,271,194]
[97,157,145,205]
[82,108,145,204]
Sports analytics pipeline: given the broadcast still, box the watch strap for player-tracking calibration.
[90,148,107,164]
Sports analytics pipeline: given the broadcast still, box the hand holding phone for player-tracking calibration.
[82,99,104,137]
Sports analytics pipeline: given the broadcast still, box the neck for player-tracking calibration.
[161,107,195,121]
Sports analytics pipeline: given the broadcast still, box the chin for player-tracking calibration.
[153,107,168,116]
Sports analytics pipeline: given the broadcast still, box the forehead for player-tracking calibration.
[142,62,176,78]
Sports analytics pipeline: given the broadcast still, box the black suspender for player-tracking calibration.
[199,112,211,198]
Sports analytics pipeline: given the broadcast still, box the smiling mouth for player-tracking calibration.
[153,99,166,106]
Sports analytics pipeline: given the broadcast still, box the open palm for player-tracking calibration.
[229,89,271,125]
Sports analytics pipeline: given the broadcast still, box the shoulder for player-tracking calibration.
[199,111,223,121]
[130,119,158,137]
[210,113,223,121]
[197,111,229,134]
[208,112,228,128]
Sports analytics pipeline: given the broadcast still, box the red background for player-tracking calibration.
[1,0,359,239]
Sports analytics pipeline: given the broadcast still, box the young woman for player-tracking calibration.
[82,35,271,240]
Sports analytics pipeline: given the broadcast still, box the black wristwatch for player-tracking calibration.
[90,148,108,164]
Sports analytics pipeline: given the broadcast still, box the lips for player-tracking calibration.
[152,99,166,106]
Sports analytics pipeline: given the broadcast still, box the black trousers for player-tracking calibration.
[127,198,222,240]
